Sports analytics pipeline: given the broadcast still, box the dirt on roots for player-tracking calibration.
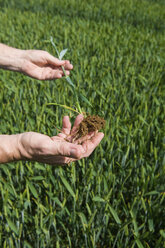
[75,115,106,140]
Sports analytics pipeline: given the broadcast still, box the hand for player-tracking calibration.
[21,50,73,80]
[17,115,104,165]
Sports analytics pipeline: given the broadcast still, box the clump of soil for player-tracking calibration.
[74,115,105,140]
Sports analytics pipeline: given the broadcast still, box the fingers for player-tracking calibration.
[63,60,73,70]
[23,50,73,80]
[55,115,84,143]
[81,132,104,158]
[44,53,73,79]
[55,116,71,139]
[46,53,73,69]
[46,53,66,66]
[73,131,95,145]
[71,114,84,135]
[42,68,70,80]
[50,135,85,159]
[56,132,104,160]
[42,68,71,80]
[61,116,71,135]
[60,69,71,77]
[44,68,69,79]
[52,132,104,164]
[57,142,85,159]
[25,65,65,80]
[50,115,104,165]
[45,68,64,79]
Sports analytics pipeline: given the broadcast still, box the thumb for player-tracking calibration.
[46,53,65,66]
[58,143,85,159]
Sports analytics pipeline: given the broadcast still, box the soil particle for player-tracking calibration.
[76,115,105,139]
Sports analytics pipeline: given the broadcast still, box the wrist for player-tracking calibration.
[16,132,32,161]
[0,134,22,163]
[0,43,26,72]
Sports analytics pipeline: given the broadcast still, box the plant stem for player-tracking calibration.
[61,66,67,77]
[50,37,83,114]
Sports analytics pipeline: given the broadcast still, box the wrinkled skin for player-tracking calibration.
[18,114,104,165]
[21,50,73,80]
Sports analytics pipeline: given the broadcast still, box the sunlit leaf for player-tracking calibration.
[59,49,68,60]
[109,205,121,225]
[6,218,18,235]
[93,196,105,202]
[65,76,75,88]
[60,176,75,198]
[79,93,92,107]
[136,239,144,248]
[27,182,38,198]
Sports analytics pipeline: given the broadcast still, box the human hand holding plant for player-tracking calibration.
[0,43,73,80]
[14,115,104,165]
[21,50,73,80]
[0,115,104,164]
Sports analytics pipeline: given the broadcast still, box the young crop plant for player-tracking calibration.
[48,37,106,139]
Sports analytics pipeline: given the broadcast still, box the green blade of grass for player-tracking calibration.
[27,181,38,198]
[135,239,144,248]
[59,49,68,60]
[60,176,75,198]
[79,93,92,107]
[50,36,60,57]
[93,196,105,202]
[160,230,165,239]
[6,218,19,235]
[65,76,75,88]
[47,103,80,114]
[108,205,121,225]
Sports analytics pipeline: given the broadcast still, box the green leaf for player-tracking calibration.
[60,176,75,198]
[59,49,68,60]
[93,196,105,202]
[78,212,88,230]
[6,218,18,235]
[24,241,33,248]
[130,209,139,237]
[148,219,154,232]
[34,164,46,170]
[65,76,75,88]
[145,191,159,196]
[78,212,88,225]
[88,210,97,227]
[27,181,38,198]
[50,36,60,57]
[108,205,121,225]
[160,230,165,239]
[135,239,144,248]
[138,115,148,126]
[31,176,45,181]
[79,93,92,107]
[54,197,63,208]
[47,103,80,114]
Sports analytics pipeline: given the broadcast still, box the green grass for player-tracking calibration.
[0,0,165,247]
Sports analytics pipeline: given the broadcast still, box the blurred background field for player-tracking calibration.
[0,0,165,247]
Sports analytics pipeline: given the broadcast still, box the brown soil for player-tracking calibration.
[74,115,105,140]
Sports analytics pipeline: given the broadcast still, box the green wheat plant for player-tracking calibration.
[49,36,92,115]
[0,0,164,247]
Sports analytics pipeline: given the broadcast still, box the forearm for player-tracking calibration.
[0,134,22,163]
[0,43,25,72]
